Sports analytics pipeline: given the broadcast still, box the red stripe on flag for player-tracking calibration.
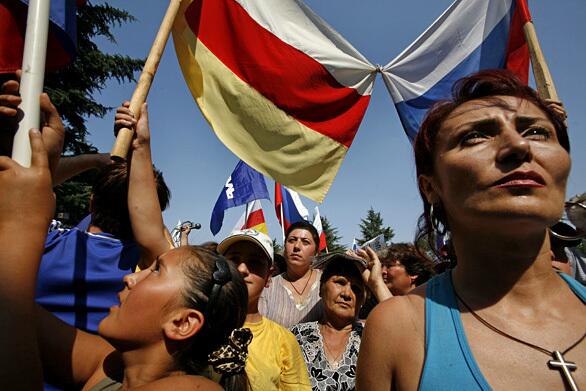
[516,0,532,24]
[245,209,266,228]
[185,0,370,148]
[505,0,530,84]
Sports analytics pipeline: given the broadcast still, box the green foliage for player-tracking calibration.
[321,215,346,253]
[47,3,143,225]
[272,238,283,255]
[357,207,395,245]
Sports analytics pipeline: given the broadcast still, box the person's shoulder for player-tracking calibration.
[289,320,317,334]
[136,375,222,390]
[366,284,426,337]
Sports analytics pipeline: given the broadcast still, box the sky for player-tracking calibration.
[86,0,586,247]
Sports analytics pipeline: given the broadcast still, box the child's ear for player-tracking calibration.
[163,308,205,341]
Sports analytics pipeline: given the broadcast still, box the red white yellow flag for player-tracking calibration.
[172,0,376,202]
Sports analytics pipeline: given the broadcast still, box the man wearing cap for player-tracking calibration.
[218,229,312,391]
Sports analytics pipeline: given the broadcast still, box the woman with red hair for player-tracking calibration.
[356,70,585,390]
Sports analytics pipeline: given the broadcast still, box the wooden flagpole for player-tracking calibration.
[110,0,182,160]
[522,20,559,101]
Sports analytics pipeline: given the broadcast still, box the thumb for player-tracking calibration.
[29,129,49,169]
[136,103,150,138]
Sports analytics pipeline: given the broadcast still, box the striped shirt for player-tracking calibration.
[259,271,324,329]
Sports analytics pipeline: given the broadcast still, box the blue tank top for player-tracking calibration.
[419,271,586,391]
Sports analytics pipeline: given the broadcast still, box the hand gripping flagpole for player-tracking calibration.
[11,0,51,167]
[110,0,182,160]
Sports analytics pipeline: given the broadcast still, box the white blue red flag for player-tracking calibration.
[210,160,270,235]
[275,183,309,234]
[381,0,531,142]
[313,206,327,252]
[0,0,83,73]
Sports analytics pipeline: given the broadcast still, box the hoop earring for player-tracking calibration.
[430,204,447,235]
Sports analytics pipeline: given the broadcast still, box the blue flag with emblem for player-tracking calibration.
[210,160,270,235]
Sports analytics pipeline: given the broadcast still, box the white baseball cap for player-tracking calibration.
[217,229,274,266]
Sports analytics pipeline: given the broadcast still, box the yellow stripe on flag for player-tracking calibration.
[172,4,348,203]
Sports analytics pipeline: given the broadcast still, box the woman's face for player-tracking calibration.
[99,248,188,347]
[420,96,571,234]
[321,270,366,323]
[285,228,317,270]
[224,241,271,308]
[382,261,416,296]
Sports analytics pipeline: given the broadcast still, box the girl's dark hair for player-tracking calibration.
[285,221,320,254]
[176,246,249,391]
[413,69,570,263]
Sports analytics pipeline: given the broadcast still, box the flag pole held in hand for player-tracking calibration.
[12,0,51,167]
[110,0,182,161]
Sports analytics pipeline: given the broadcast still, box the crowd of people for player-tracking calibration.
[0,68,584,391]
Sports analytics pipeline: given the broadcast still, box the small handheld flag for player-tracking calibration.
[313,206,327,253]
[210,161,270,235]
[233,200,268,235]
[275,183,309,236]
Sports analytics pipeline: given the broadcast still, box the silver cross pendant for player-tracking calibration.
[548,350,579,391]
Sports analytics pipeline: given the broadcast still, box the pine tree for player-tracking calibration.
[321,215,346,252]
[357,207,395,245]
[46,3,144,225]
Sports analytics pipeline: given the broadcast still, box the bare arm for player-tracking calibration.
[354,248,393,302]
[53,153,111,186]
[0,130,56,390]
[36,305,114,388]
[123,103,170,259]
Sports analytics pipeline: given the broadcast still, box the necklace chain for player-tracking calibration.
[288,269,313,296]
[320,324,350,368]
[450,272,586,357]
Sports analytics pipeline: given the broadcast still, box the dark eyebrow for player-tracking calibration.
[516,115,549,128]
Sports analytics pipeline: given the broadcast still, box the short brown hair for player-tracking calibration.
[90,162,170,241]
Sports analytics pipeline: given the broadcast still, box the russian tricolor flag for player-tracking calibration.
[382,0,531,142]
[275,183,309,234]
[0,0,83,74]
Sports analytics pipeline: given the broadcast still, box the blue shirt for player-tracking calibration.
[36,219,140,333]
[419,271,586,390]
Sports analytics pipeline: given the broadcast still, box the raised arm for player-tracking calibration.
[354,247,393,303]
[0,130,55,390]
[53,152,112,186]
[122,102,170,259]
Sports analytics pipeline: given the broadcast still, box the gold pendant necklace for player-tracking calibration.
[288,269,313,296]
[451,272,585,391]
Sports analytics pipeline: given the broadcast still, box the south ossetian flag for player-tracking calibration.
[381,0,531,142]
[172,0,376,203]
[232,200,268,235]
[0,0,83,73]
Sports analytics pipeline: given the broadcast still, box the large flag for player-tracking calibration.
[313,206,327,253]
[210,160,270,235]
[172,0,376,202]
[0,0,83,73]
[381,0,531,142]
[275,183,309,235]
[232,200,268,235]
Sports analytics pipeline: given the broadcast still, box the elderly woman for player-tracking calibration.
[291,249,391,390]
[357,70,585,391]
[260,221,324,328]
